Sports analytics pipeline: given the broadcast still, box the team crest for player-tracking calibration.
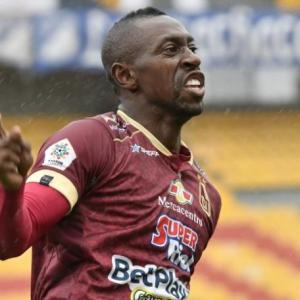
[199,179,211,217]
[43,138,76,171]
[168,179,193,205]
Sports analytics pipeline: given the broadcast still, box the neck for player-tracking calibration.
[119,102,187,154]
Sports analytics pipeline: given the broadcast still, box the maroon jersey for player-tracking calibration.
[26,110,221,300]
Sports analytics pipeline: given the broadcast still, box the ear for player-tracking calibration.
[111,63,138,92]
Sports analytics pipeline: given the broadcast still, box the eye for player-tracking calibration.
[163,44,180,55]
[189,44,198,53]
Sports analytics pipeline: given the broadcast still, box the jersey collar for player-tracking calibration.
[117,110,194,165]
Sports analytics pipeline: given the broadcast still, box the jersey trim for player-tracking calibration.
[118,110,173,156]
[118,110,194,164]
[113,130,140,143]
[181,140,194,165]
[26,170,78,210]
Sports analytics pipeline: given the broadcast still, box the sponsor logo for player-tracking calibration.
[158,196,202,227]
[108,255,189,300]
[131,144,159,157]
[151,215,198,273]
[168,179,193,205]
[131,288,172,300]
[152,215,198,251]
[43,138,76,171]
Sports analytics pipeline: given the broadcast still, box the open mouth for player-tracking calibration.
[184,78,205,96]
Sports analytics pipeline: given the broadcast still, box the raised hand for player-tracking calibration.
[0,115,33,191]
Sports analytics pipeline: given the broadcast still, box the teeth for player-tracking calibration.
[186,79,201,86]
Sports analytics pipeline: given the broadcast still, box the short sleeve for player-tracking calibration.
[26,117,114,210]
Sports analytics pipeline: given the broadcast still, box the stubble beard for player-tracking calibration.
[170,88,205,121]
[150,94,204,125]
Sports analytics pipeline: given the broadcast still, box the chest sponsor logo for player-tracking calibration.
[131,144,159,157]
[168,179,193,205]
[151,215,198,273]
[108,255,189,300]
[158,196,202,227]
[43,138,76,171]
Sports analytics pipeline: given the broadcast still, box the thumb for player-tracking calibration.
[9,126,23,144]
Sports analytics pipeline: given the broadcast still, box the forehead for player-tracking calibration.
[135,15,191,44]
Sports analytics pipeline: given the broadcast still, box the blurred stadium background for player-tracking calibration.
[1,0,300,299]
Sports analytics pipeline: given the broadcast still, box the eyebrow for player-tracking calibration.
[156,33,195,48]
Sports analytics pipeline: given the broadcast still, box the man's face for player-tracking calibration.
[132,16,205,117]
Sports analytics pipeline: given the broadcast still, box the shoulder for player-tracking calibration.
[43,113,117,148]
[37,113,117,168]
[63,113,115,139]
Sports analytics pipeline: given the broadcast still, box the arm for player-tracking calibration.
[0,115,115,259]
[0,117,69,259]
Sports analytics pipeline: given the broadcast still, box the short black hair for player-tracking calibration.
[101,7,166,87]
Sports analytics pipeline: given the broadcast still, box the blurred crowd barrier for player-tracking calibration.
[0,7,300,110]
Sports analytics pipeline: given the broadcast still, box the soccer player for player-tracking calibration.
[0,7,221,300]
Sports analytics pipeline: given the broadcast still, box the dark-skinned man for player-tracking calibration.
[0,7,221,300]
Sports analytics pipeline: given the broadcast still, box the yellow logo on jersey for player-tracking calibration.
[168,179,193,205]
[131,288,172,300]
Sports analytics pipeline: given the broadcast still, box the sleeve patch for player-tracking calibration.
[43,138,76,171]
[40,175,54,186]
[26,170,79,210]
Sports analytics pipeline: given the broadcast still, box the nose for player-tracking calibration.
[181,48,201,69]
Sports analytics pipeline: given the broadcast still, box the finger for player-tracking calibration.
[0,171,24,191]
[8,126,23,144]
[0,114,7,138]
[8,142,22,155]
[0,151,21,166]
[9,127,31,155]
[0,161,19,174]
[0,138,22,155]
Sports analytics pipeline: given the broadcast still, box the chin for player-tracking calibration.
[185,104,204,116]
[176,96,204,117]
[169,102,203,123]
